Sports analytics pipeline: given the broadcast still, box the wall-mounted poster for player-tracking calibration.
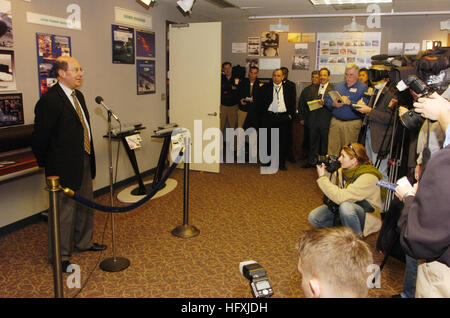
[261,31,279,57]
[0,49,15,91]
[136,30,155,58]
[316,32,381,75]
[292,55,310,70]
[0,0,13,49]
[36,33,71,96]
[245,58,259,73]
[112,24,135,64]
[247,37,260,56]
[136,59,155,95]
[288,33,301,43]
[0,93,23,127]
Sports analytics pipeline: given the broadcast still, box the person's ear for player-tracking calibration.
[308,279,321,298]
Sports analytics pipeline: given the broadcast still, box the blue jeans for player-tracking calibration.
[401,254,418,298]
[308,202,366,237]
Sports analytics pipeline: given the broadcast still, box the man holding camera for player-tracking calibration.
[354,63,398,180]
[395,91,450,298]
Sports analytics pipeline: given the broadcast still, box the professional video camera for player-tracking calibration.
[311,155,340,173]
[239,261,274,298]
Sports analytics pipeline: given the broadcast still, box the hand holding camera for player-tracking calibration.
[413,91,450,121]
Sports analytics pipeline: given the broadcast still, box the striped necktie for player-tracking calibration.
[71,91,91,155]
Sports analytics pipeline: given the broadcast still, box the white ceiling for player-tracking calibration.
[157,0,450,22]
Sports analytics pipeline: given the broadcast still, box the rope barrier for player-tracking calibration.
[61,149,184,213]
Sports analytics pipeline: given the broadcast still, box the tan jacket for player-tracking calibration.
[317,168,382,237]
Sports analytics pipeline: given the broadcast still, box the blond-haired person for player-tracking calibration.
[298,227,373,298]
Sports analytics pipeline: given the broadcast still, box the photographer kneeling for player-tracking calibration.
[308,142,383,238]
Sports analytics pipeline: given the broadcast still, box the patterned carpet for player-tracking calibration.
[0,161,405,298]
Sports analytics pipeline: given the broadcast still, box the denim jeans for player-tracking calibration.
[401,254,418,298]
[308,202,366,237]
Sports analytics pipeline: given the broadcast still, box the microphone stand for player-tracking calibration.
[99,110,130,272]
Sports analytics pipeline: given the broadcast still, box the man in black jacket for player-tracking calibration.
[32,56,106,273]
[259,69,296,171]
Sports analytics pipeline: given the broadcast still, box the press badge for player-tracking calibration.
[349,88,357,93]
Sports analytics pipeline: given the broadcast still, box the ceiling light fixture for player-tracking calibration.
[344,16,365,32]
[310,0,392,4]
[177,0,195,14]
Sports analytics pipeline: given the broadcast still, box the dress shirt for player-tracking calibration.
[318,82,329,100]
[268,84,287,113]
[59,82,91,141]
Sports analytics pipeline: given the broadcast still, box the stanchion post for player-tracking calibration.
[46,176,64,298]
[171,136,200,238]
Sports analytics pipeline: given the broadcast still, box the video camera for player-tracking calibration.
[311,155,340,173]
[239,261,274,298]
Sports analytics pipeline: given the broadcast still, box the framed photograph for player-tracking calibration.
[136,30,155,58]
[0,0,13,49]
[0,49,15,91]
[136,59,155,95]
[247,37,260,56]
[0,93,23,127]
[112,24,135,64]
[260,31,279,57]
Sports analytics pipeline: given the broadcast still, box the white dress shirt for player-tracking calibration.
[268,83,287,113]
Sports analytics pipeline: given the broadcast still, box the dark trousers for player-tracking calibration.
[307,122,330,165]
[261,112,290,167]
[48,153,94,262]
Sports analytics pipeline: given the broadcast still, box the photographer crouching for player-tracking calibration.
[308,142,383,238]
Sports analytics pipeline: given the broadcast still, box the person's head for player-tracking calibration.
[280,67,289,80]
[222,62,232,78]
[297,227,373,298]
[344,63,359,87]
[339,142,372,169]
[272,69,283,85]
[53,56,84,90]
[311,70,320,85]
[358,68,370,85]
[319,68,330,85]
[249,66,259,82]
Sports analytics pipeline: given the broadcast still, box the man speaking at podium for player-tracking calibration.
[32,56,106,273]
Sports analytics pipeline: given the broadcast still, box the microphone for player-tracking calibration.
[95,96,120,122]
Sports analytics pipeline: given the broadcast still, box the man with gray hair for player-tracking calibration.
[324,63,369,156]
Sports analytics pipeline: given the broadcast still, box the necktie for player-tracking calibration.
[71,91,91,155]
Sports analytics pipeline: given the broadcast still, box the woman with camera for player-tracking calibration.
[308,142,383,238]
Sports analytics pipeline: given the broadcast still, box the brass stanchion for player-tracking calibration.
[46,176,64,298]
[172,137,200,238]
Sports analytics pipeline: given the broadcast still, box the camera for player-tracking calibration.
[311,155,340,173]
[240,261,274,298]
[398,75,430,131]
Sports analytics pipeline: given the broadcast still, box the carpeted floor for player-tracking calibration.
[0,160,405,298]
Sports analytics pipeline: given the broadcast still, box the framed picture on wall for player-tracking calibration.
[0,93,23,127]
[0,49,15,91]
[136,59,155,95]
[112,24,135,64]
[136,30,155,58]
[0,0,13,49]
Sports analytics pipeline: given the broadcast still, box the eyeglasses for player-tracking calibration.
[68,67,83,73]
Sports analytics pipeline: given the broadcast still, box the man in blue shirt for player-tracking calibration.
[324,63,369,156]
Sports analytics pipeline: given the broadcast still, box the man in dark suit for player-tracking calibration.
[236,66,263,161]
[32,56,106,273]
[259,69,296,171]
[354,63,398,180]
[299,68,333,168]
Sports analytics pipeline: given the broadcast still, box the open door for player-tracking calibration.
[169,22,221,173]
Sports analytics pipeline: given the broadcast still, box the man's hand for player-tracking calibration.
[395,182,418,202]
[341,95,351,105]
[355,98,371,114]
[413,92,450,121]
[332,99,345,108]
[388,98,398,109]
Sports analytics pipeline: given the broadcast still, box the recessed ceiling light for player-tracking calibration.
[310,0,392,5]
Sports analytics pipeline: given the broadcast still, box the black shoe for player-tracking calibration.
[301,163,315,169]
[279,165,287,171]
[391,294,402,298]
[261,162,271,167]
[76,243,107,252]
[61,260,74,273]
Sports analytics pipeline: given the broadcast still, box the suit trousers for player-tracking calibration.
[261,112,290,167]
[327,117,362,156]
[48,153,94,262]
[307,121,330,165]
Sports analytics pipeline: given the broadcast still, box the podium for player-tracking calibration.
[112,125,177,203]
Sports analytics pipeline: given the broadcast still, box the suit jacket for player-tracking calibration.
[298,83,333,128]
[32,83,96,190]
[259,81,296,117]
[237,78,263,129]
[365,84,397,153]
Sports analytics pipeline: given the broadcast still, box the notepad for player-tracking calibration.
[328,90,343,102]
[307,99,323,111]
